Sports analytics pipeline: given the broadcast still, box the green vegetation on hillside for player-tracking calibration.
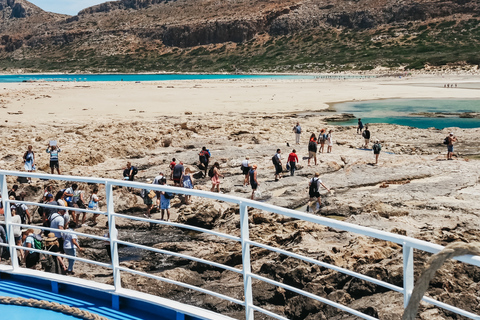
[1,18,479,73]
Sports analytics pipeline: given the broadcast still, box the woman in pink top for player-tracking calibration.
[287,149,299,176]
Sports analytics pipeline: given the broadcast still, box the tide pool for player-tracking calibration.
[331,99,480,129]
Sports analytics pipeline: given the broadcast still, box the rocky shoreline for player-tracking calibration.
[1,107,479,319]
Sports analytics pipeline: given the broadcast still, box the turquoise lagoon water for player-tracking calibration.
[0,73,318,82]
[332,99,480,129]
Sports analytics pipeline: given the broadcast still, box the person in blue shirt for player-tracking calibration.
[46,144,61,174]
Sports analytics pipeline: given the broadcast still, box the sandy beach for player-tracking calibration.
[1,74,480,124]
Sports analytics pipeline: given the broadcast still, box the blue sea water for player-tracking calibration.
[332,99,480,129]
[0,73,317,82]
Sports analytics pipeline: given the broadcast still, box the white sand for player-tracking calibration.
[1,74,479,124]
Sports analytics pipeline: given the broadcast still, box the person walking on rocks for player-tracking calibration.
[172,161,185,187]
[362,126,371,149]
[272,149,282,181]
[159,178,172,221]
[46,143,61,174]
[241,157,251,187]
[23,145,35,182]
[293,122,302,145]
[199,147,211,176]
[182,167,194,205]
[446,132,458,160]
[169,158,176,181]
[326,130,333,153]
[373,139,382,165]
[308,133,318,166]
[307,172,331,213]
[210,162,224,193]
[287,149,299,176]
[318,129,326,153]
[249,165,259,200]
[357,118,364,135]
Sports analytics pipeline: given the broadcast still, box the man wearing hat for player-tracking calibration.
[307,172,331,213]
[446,132,458,160]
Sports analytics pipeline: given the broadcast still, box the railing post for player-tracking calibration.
[403,243,414,308]
[1,174,19,271]
[106,182,121,293]
[239,202,254,320]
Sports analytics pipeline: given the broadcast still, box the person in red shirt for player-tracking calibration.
[169,158,176,180]
[287,149,299,176]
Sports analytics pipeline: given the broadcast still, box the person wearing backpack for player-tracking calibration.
[123,162,138,181]
[210,162,224,193]
[308,133,318,166]
[362,126,371,149]
[307,172,331,213]
[23,229,40,269]
[293,122,302,145]
[373,139,382,165]
[272,149,282,182]
[43,233,67,274]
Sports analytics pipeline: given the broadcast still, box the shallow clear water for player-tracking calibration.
[0,73,316,82]
[332,99,480,129]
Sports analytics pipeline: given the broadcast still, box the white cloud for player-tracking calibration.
[29,0,113,15]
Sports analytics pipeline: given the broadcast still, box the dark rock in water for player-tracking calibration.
[324,113,355,122]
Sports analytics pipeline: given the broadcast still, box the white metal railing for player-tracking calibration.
[0,169,479,320]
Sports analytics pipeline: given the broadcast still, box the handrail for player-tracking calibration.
[0,169,479,320]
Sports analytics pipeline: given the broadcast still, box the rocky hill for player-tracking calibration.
[0,0,479,72]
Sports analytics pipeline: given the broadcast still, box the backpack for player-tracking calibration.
[14,204,26,224]
[208,166,215,178]
[272,155,280,166]
[131,166,138,175]
[308,140,317,152]
[318,134,324,142]
[309,178,319,197]
[362,131,367,138]
[443,137,449,145]
[30,234,44,250]
[141,189,148,199]
[373,143,381,153]
[164,192,175,200]
[295,126,301,134]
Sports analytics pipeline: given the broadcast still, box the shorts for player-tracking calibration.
[143,197,153,206]
[447,145,453,152]
[76,200,86,209]
[242,166,250,175]
[275,164,283,175]
[26,252,40,268]
[50,160,59,169]
[309,151,316,158]
[173,177,181,184]
[309,192,321,198]
[160,198,170,210]
[251,182,258,190]
[365,139,370,145]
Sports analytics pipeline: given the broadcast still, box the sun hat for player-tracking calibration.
[45,233,57,242]
[449,132,454,136]
[9,195,15,200]
[314,172,320,177]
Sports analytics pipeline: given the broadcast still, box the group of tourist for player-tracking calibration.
[0,183,100,274]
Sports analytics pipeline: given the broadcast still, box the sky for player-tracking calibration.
[28,0,112,15]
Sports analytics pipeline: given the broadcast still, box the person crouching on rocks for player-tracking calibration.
[307,172,331,213]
